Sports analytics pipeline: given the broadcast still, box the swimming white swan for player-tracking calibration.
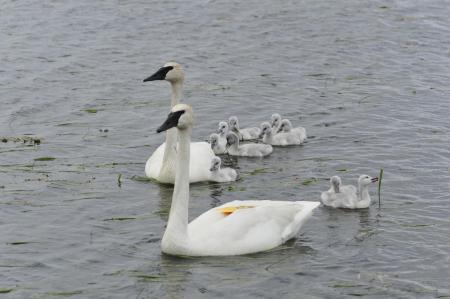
[321,175,378,209]
[226,132,273,157]
[209,133,227,155]
[143,62,215,183]
[228,116,261,141]
[279,119,307,142]
[259,122,304,146]
[209,156,238,182]
[271,113,282,133]
[157,104,320,256]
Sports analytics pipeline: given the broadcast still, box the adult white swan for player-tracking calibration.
[321,175,378,209]
[156,103,320,256]
[143,62,215,183]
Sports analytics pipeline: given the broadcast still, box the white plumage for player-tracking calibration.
[321,175,378,209]
[159,104,320,256]
[260,122,305,146]
[228,116,261,141]
[209,156,238,182]
[143,62,215,183]
[226,132,273,157]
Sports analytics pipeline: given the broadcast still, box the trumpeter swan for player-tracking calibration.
[156,104,320,256]
[143,62,214,183]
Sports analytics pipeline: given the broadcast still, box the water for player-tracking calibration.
[1,0,450,298]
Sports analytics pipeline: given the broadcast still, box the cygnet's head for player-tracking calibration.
[228,116,239,130]
[143,62,184,84]
[209,133,219,148]
[210,156,221,172]
[217,121,229,135]
[226,132,239,147]
[279,119,292,133]
[271,113,282,128]
[358,174,378,186]
[330,176,342,193]
[157,104,193,133]
[259,122,272,138]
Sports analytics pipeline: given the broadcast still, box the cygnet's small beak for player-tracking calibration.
[209,167,214,172]
[371,177,379,183]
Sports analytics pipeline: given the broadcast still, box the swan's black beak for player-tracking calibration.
[371,177,379,183]
[157,110,185,133]
[143,66,173,82]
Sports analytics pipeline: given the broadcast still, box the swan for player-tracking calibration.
[143,62,215,183]
[209,156,238,182]
[259,122,304,146]
[216,121,229,149]
[226,132,273,157]
[156,103,320,256]
[278,119,307,142]
[209,133,227,155]
[271,113,282,133]
[321,175,378,209]
[228,116,261,141]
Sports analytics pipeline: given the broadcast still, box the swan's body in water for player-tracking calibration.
[209,133,227,155]
[228,116,261,141]
[209,156,238,182]
[279,119,307,141]
[226,132,272,157]
[143,62,215,184]
[321,175,378,209]
[157,104,320,256]
[260,122,304,146]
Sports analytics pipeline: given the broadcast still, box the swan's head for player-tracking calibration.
[228,116,239,131]
[358,174,378,186]
[209,156,221,172]
[209,133,219,148]
[279,119,292,133]
[157,103,193,133]
[143,62,184,83]
[259,122,272,138]
[330,176,342,193]
[270,113,282,128]
[226,132,239,147]
[217,121,229,135]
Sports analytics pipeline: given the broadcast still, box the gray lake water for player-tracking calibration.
[1,0,450,298]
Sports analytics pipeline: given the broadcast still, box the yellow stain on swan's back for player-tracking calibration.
[218,206,254,216]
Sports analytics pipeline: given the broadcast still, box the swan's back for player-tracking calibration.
[238,143,273,157]
[187,200,320,256]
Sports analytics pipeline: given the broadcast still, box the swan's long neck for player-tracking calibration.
[159,80,184,182]
[170,81,183,107]
[357,184,370,202]
[163,126,191,247]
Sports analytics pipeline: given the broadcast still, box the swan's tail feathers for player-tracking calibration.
[281,201,320,242]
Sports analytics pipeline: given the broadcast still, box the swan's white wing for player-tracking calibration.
[187,200,320,256]
[145,143,166,179]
